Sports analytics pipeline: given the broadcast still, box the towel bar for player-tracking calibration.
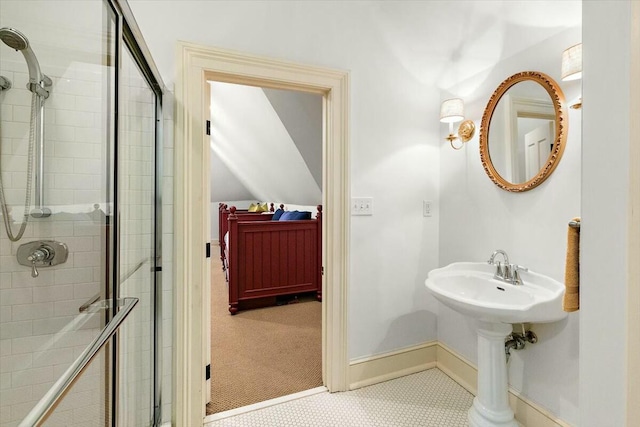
[569,220,581,229]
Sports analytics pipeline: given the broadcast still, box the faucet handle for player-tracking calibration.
[511,265,528,285]
[493,261,504,279]
[504,263,514,281]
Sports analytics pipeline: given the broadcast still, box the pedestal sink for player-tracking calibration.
[425,262,566,427]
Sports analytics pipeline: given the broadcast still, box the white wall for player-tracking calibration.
[581,2,638,426]
[127,1,640,425]
[129,1,443,358]
[438,28,582,425]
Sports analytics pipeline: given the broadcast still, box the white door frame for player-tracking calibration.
[174,41,350,427]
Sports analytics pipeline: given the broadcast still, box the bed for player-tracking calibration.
[218,203,282,268]
[224,205,322,314]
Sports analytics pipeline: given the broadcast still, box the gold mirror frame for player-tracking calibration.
[479,71,568,192]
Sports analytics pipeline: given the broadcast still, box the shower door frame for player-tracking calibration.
[110,0,166,425]
[113,1,165,423]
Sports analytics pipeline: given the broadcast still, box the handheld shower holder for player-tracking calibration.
[28,79,51,99]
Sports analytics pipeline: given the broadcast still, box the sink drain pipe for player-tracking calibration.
[505,326,538,362]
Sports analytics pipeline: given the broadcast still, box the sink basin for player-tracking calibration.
[425,262,567,324]
[426,261,567,426]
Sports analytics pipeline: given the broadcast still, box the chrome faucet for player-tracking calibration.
[488,249,510,266]
[487,249,527,285]
[488,249,509,280]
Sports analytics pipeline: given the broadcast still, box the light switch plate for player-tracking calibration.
[352,197,373,215]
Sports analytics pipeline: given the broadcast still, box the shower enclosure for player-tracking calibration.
[0,0,169,426]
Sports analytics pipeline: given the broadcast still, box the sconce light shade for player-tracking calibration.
[440,98,464,123]
[439,98,474,149]
[561,43,582,81]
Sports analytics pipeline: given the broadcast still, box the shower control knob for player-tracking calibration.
[17,240,68,278]
[27,246,51,263]
[27,246,52,278]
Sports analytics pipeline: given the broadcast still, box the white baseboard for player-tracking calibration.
[203,386,327,425]
[349,341,572,427]
[435,342,477,394]
[349,342,437,390]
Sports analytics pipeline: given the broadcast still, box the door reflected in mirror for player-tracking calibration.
[480,72,567,192]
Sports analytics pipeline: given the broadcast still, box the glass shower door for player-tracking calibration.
[0,0,118,425]
[0,0,163,425]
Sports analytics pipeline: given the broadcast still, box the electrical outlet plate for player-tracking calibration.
[423,200,433,217]
[352,197,373,215]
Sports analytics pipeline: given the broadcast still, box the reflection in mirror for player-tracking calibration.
[480,71,567,192]
[488,81,555,184]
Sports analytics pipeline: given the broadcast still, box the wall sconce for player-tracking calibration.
[440,98,475,150]
[561,43,582,109]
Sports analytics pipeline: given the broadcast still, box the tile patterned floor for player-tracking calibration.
[205,368,474,427]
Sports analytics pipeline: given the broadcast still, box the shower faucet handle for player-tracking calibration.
[30,263,39,278]
[17,240,68,278]
[27,246,53,278]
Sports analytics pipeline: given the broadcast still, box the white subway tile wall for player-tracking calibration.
[0,53,111,426]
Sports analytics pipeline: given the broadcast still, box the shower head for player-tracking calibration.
[0,27,29,50]
[0,27,46,90]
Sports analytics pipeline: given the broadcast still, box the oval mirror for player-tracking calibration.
[479,71,567,192]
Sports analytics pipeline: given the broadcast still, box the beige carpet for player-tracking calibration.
[206,249,323,415]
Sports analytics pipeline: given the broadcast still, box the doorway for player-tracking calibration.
[174,42,350,426]
[206,81,324,415]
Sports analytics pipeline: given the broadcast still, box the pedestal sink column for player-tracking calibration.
[468,322,517,427]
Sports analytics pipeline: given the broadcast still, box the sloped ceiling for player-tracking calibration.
[262,88,323,188]
[209,81,322,205]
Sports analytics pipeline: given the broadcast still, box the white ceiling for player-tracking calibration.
[368,1,581,91]
[128,0,581,89]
